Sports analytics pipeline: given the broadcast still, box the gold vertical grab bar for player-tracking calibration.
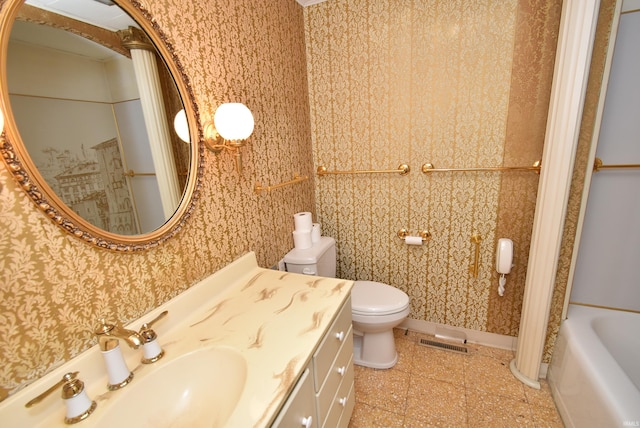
[317,164,410,176]
[469,234,482,278]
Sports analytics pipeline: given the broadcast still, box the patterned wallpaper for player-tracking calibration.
[305,0,560,335]
[0,0,315,399]
[0,0,585,399]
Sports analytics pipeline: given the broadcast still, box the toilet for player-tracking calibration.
[284,236,410,369]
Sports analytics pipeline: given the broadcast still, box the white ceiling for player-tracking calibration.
[25,0,137,32]
[13,0,139,61]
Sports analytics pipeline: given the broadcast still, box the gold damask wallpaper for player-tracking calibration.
[0,0,571,400]
[305,0,560,335]
[0,0,315,398]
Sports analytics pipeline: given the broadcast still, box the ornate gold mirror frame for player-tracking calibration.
[0,0,203,252]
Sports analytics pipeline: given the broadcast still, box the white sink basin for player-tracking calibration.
[94,347,247,428]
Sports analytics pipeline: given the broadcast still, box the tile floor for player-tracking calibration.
[348,329,564,427]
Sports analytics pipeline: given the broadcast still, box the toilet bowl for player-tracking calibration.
[351,281,410,368]
[283,237,410,369]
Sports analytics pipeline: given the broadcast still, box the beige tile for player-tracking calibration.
[524,380,557,410]
[464,352,526,400]
[348,401,404,428]
[404,376,467,427]
[353,363,367,380]
[348,340,561,428]
[411,344,467,386]
[394,334,416,373]
[472,344,515,363]
[394,327,412,340]
[530,404,564,427]
[354,366,410,414]
[466,387,534,427]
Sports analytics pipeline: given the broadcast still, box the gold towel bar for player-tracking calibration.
[421,160,542,174]
[254,173,309,195]
[317,164,410,176]
[593,157,640,172]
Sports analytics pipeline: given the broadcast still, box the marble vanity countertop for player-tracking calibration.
[0,252,353,427]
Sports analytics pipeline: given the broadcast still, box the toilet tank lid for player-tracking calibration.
[283,236,335,264]
[352,281,409,314]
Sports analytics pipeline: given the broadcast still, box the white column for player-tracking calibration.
[120,28,181,220]
[510,0,601,388]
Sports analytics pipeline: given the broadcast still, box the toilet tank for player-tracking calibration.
[283,236,336,277]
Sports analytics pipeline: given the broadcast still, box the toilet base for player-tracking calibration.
[352,330,398,369]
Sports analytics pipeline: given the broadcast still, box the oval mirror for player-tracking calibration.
[0,0,202,251]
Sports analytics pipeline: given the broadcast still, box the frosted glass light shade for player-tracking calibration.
[213,103,254,140]
[173,109,190,143]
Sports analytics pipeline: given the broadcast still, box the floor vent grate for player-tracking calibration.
[419,339,468,354]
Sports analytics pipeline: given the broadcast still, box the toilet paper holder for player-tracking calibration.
[397,228,432,242]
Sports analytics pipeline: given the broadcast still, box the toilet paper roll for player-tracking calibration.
[293,230,313,249]
[311,223,321,243]
[405,236,423,246]
[294,212,313,231]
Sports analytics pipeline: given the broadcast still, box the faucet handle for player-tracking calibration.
[139,310,168,364]
[94,317,113,335]
[139,310,168,335]
[25,372,97,424]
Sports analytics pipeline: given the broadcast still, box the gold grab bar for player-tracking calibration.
[593,157,640,172]
[124,170,189,177]
[317,164,410,176]
[123,170,155,177]
[421,160,541,174]
[469,234,482,278]
[254,173,309,194]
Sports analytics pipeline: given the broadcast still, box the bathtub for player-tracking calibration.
[548,304,640,428]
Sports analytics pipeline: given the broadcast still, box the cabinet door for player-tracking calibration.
[313,297,352,388]
[272,368,316,428]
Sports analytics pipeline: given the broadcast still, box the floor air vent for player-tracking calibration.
[419,339,468,354]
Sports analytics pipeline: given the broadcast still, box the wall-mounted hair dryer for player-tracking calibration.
[496,238,513,296]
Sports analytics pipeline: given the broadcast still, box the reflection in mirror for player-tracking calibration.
[7,3,188,235]
[0,0,200,250]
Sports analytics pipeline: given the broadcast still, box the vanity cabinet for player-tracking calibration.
[273,297,355,428]
[312,296,355,428]
[271,368,316,428]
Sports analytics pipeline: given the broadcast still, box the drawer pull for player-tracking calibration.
[337,366,346,376]
[335,331,345,342]
[338,396,348,407]
[301,416,313,428]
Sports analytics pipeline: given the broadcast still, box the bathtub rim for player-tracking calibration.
[548,304,640,428]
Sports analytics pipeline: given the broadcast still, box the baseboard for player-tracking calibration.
[399,318,517,351]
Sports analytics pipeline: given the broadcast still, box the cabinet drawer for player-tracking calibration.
[313,297,352,389]
[272,368,316,428]
[315,328,353,421]
[322,358,355,428]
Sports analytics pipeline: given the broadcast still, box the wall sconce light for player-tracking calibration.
[204,103,254,174]
[173,109,190,144]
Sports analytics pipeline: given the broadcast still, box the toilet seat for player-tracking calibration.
[352,281,409,316]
